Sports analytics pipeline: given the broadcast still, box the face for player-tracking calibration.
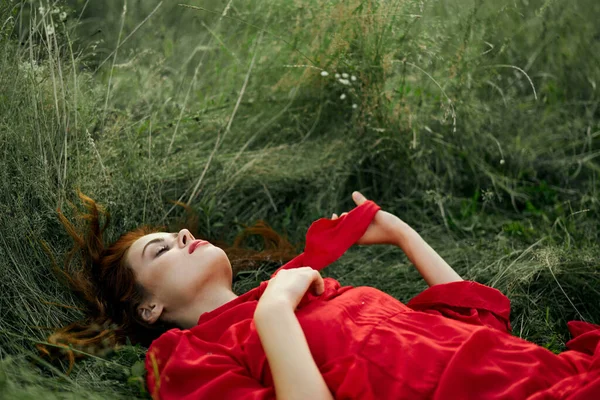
[126,228,232,322]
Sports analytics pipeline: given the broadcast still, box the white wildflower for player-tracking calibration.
[500,159,505,165]
[52,7,60,14]
[60,12,67,21]
[342,73,349,78]
[19,61,30,73]
[46,25,55,35]
[320,70,329,76]
[335,73,340,78]
[482,189,495,203]
[86,129,96,148]
[20,60,45,80]
[351,75,357,81]
[352,104,358,109]
[338,78,350,85]
[340,94,346,100]
[38,6,45,14]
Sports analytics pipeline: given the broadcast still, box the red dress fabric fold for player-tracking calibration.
[145,200,600,399]
[566,321,600,356]
[407,280,512,333]
[270,199,382,275]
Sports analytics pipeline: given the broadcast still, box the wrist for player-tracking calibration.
[255,296,294,323]
[392,218,416,248]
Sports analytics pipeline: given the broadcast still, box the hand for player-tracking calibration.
[331,191,405,246]
[259,267,325,311]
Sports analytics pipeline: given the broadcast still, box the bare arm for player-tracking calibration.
[254,269,334,400]
[337,192,463,287]
[392,218,463,286]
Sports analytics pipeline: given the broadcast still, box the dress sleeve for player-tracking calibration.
[566,320,600,356]
[146,329,274,400]
[406,280,512,333]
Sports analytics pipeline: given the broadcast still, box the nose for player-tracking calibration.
[178,229,195,247]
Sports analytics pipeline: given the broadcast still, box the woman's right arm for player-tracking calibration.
[254,268,334,400]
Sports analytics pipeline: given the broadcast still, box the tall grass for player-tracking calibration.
[1,0,599,397]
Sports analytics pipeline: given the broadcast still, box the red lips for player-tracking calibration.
[189,239,209,254]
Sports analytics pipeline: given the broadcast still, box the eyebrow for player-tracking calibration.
[142,232,178,259]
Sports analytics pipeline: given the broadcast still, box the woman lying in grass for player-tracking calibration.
[50,191,599,399]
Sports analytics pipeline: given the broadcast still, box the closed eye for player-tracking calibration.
[156,245,169,256]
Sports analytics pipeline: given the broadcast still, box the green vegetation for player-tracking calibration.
[1,0,599,397]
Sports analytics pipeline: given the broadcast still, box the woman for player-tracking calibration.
[51,191,599,399]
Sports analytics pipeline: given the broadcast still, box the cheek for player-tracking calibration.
[137,260,169,294]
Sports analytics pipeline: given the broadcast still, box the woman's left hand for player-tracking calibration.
[332,191,405,246]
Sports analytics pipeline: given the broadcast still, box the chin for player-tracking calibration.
[203,246,232,274]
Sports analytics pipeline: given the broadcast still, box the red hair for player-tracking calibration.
[40,190,298,372]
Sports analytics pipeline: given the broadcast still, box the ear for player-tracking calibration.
[137,299,164,325]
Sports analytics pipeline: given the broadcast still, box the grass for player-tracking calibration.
[1,0,599,397]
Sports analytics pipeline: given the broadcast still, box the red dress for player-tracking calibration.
[145,201,600,399]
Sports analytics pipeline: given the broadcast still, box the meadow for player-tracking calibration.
[1,0,599,398]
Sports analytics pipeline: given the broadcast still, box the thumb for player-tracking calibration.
[352,191,367,206]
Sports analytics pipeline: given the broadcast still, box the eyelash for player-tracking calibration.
[156,245,169,256]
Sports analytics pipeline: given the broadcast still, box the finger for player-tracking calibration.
[352,191,368,206]
[311,271,325,295]
[331,213,338,220]
[341,212,348,217]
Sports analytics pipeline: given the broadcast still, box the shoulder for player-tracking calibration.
[145,328,186,376]
[149,327,186,350]
[146,327,221,395]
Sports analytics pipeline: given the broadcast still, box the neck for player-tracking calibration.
[171,286,238,329]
